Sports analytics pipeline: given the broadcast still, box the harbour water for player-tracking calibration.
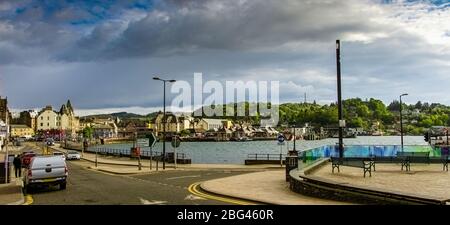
[93,136,428,164]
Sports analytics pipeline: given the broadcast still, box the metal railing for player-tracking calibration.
[85,147,189,161]
[247,153,284,161]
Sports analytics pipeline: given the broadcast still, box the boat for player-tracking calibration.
[231,136,253,142]
[371,131,384,136]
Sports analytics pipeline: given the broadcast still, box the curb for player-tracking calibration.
[86,166,154,175]
[81,158,285,171]
[198,182,273,205]
[22,195,33,205]
[81,158,136,167]
[2,176,26,206]
[7,195,25,205]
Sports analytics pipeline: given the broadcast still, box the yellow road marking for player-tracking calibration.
[23,195,33,205]
[188,182,259,205]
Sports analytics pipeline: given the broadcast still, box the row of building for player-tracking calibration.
[148,113,279,141]
[10,100,80,139]
[8,99,280,142]
[80,112,280,141]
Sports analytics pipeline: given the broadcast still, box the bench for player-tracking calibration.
[396,152,430,171]
[331,157,375,178]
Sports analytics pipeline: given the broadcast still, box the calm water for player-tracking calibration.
[92,136,429,164]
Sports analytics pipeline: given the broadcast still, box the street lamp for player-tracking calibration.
[153,76,176,170]
[400,93,408,151]
[336,40,344,158]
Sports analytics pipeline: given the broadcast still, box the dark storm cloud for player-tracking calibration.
[1,0,450,113]
[63,0,389,61]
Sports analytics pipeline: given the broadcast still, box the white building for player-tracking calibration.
[36,100,80,136]
[37,106,59,130]
[149,112,195,135]
[197,119,225,131]
[91,123,118,139]
[0,119,8,151]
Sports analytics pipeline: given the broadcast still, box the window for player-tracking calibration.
[47,116,50,120]
[40,123,43,126]
[41,116,43,120]
[47,123,49,126]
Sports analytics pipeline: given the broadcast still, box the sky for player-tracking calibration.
[1,0,450,116]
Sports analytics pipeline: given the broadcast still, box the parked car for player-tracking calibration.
[66,151,81,160]
[21,152,37,168]
[15,140,22,146]
[46,138,55,146]
[23,155,68,193]
[53,152,66,160]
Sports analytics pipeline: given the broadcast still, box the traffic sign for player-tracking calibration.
[147,133,157,148]
[171,136,181,148]
[277,134,285,144]
[137,138,149,147]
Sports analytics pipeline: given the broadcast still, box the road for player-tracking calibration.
[21,143,253,205]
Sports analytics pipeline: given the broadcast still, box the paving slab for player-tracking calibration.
[312,162,450,200]
[201,170,351,205]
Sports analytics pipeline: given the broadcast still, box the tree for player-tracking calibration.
[422,102,430,112]
[369,98,392,122]
[348,117,368,129]
[415,101,423,110]
[180,129,191,137]
[419,116,433,127]
[388,100,400,112]
[83,126,94,140]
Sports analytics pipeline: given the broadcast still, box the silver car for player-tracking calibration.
[23,155,68,193]
[66,151,81,160]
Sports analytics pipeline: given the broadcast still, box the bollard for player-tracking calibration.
[138,155,142,171]
[285,156,299,182]
[280,153,282,167]
[150,148,153,171]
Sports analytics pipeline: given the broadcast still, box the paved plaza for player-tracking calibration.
[311,162,450,200]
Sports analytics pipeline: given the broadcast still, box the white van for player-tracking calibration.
[53,151,66,160]
[23,155,68,193]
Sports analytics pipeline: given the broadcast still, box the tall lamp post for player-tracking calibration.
[336,40,344,158]
[153,76,176,170]
[400,93,408,151]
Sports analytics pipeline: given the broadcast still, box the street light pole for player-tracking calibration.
[336,40,344,158]
[153,76,176,170]
[400,93,408,151]
[163,81,166,170]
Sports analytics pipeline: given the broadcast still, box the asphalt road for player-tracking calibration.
[30,162,250,205]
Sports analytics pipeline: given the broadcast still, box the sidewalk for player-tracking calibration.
[86,164,176,175]
[0,167,24,205]
[0,143,25,205]
[200,170,351,205]
[311,162,450,201]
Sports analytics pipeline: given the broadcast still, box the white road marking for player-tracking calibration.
[184,194,207,201]
[139,198,167,205]
[166,175,201,180]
